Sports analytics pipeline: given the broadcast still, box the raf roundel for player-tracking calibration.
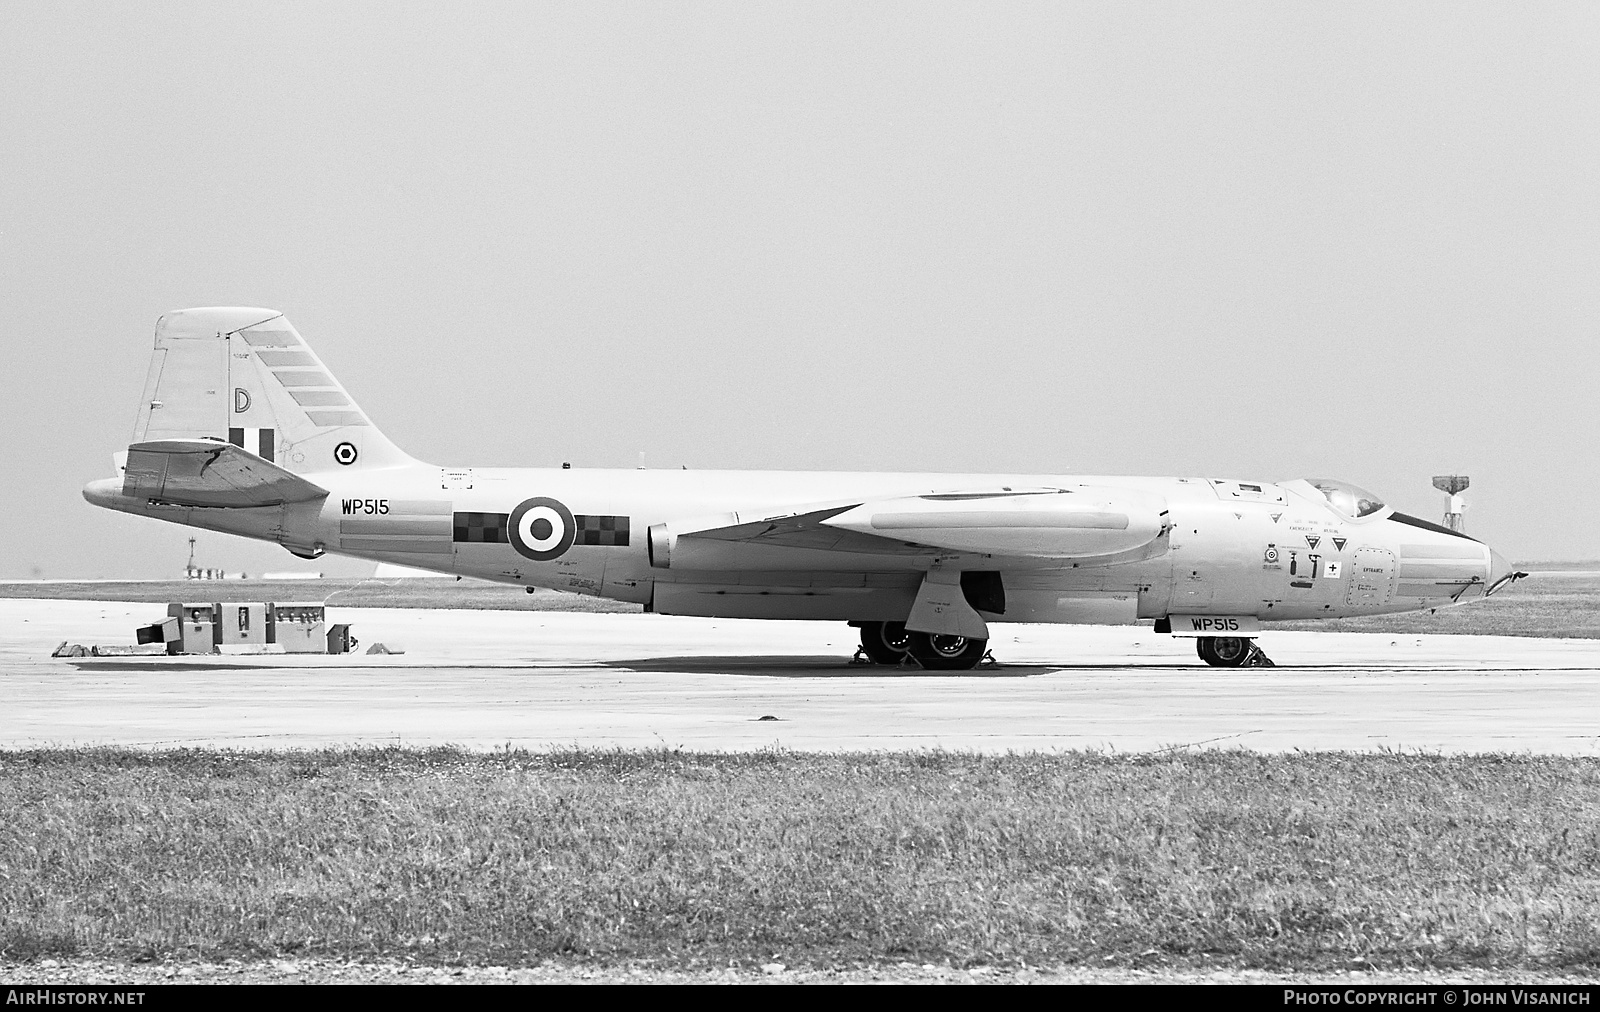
[333,441,359,466]
[508,497,576,562]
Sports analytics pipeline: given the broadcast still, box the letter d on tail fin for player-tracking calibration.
[133,307,418,474]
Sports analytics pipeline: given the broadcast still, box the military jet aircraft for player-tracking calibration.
[83,308,1520,669]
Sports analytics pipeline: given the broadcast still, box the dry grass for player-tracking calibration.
[1273,575,1600,639]
[3,749,1599,970]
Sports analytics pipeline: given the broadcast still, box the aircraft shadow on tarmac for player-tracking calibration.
[64,658,1218,676]
[67,661,272,672]
[597,656,1207,677]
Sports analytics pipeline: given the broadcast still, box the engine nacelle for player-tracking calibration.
[647,486,1172,570]
[821,486,1170,559]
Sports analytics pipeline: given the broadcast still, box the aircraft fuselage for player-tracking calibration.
[87,464,1504,626]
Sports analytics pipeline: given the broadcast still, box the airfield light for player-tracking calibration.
[1432,475,1470,533]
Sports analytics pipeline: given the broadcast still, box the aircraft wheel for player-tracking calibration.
[858,621,913,665]
[1197,636,1251,667]
[908,632,987,670]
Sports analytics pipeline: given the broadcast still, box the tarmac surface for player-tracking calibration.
[4,599,1600,753]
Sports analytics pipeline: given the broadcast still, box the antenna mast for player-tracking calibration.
[1431,475,1470,533]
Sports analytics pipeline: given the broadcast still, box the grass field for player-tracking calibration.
[3,749,1598,971]
[1273,573,1600,639]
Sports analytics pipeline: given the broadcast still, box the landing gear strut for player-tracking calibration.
[854,622,989,671]
[1196,636,1275,667]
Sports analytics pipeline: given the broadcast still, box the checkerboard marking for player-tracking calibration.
[454,512,629,546]
[575,515,630,546]
[453,512,509,543]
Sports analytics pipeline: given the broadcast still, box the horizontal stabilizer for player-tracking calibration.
[122,439,329,508]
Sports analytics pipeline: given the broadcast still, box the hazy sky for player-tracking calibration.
[4,2,1598,578]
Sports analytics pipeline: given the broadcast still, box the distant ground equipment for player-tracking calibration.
[134,602,352,655]
[1432,475,1470,533]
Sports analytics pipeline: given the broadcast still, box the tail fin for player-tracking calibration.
[132,307,418,474]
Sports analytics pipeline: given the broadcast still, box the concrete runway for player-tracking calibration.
[4,599,1599,753]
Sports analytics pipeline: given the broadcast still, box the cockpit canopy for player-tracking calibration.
[1302,478,1386,519]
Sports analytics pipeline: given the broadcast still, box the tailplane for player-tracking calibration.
[132,308,417,474]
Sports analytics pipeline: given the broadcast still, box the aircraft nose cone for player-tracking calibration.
[1485,547,1521,596]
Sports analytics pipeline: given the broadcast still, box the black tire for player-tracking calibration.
[907,631,988,670]
[1197,636,1251,667]
[858,621,913,665]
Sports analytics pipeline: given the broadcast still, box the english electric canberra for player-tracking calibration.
[84,308,1518,669]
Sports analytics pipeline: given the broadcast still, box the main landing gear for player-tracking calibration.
[1196,636,1275,667]
[854,621,989,671]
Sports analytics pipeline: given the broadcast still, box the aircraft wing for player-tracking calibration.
[121,439,329,508]
[668,486,1172,563]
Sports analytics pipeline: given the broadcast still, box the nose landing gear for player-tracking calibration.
[1196,636,1275,667]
